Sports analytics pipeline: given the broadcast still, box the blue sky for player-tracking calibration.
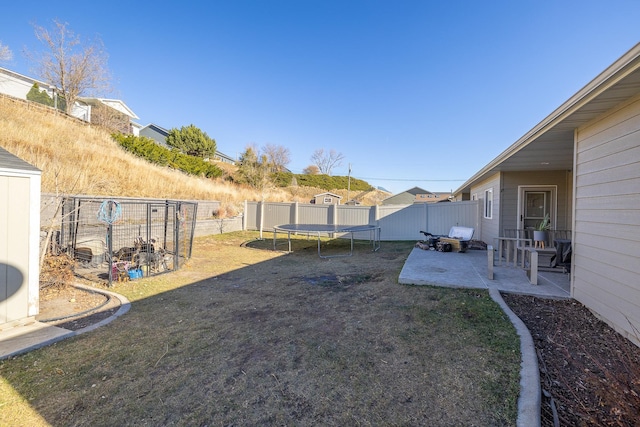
[1,1,639,194]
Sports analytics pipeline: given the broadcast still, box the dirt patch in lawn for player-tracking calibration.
[37,284,121,331]
[502,294,640,427]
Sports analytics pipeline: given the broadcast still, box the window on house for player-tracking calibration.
[324,197,332,204]
[484,188,493,219]
[471,193,478,201]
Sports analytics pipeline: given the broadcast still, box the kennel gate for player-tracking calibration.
[60,197,197,286]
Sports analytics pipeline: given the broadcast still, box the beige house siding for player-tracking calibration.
[574,94,640,347]
[469,172,501,244]
[501,171,573,231]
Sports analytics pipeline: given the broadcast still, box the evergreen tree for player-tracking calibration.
[26,83,54,106]
[166,124,216,158]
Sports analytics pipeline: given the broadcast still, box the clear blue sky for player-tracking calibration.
[2,1,639,194]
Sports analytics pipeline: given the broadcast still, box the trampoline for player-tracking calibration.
[273,224,381,258]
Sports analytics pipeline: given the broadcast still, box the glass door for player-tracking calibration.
[524,191,548,230]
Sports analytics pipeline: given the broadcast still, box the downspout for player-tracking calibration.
[570,129,578,297]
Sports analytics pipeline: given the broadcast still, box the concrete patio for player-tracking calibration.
[399,246,570,298]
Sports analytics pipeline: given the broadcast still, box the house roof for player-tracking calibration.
[214,150,236,163]
[401,186,433,196]
[141,123,170,137]
[455,42,640,194]
[0,146,41,174]
[0,67,54,90]
[383,187,433,201]
[79,98,139,120]
[314,192,342,198]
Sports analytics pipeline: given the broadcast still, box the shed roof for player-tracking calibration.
[0,146,41,174]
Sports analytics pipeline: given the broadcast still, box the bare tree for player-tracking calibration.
[302,164,320,175]
[0,41,12,62]
[30,20,111,115]
[262,143,291,172]
[310,148,345,175]
[237,145,273,195]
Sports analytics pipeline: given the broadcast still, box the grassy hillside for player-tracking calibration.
[0,96,389,213]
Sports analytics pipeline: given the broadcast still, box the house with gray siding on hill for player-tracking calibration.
[453,42,640,347]
[139,123,236,164]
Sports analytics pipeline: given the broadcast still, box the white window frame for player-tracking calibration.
[484,188,493,219]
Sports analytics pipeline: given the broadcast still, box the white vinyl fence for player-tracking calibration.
[244,201,481,241]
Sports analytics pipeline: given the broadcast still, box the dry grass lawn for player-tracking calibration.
[0,232,520,426]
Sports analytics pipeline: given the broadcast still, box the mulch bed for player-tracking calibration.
[502,294,640,426]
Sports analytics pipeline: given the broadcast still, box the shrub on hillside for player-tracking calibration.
[295,174,372,191]
[113,134,222,178]
[269,172,371,191]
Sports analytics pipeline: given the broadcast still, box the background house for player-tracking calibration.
[0,146,41,328]
[139,123,171,148]
[312,192,342,205]
[453,42,640,347]
[78,98,139,135]
[382,187,450,205]
[0,67,137,135]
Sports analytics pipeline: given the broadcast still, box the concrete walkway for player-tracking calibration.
[399,247,571,427]
[0,285,130,360]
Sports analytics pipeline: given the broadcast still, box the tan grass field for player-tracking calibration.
[0,96,389,214]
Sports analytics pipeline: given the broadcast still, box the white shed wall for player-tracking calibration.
[0,169,41,325]
[574,94,640,347]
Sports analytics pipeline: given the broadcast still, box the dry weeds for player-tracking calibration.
[0,232,520,426]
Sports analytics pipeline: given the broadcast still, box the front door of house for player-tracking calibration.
[518,186,557,231]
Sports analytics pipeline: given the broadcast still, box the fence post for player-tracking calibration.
[527,250,538,285]
[487,245,494,280]
[243,200,247,231]
[424,203,428,234]
[293,201,299,225]
[259,201,264,239]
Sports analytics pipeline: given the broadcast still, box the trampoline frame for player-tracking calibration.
[272,224,381,258]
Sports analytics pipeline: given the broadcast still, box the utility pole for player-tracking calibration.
[347,163,352,203]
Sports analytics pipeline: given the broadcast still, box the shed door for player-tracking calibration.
[0,176,30,324]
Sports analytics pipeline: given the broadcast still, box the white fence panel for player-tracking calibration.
[299,204,332,224]
[337,205,374,225]
[241,200,481,241]
[262,203,295,229]
[377,204,427,241]
[426,201,480,236]
[244,201,259,230]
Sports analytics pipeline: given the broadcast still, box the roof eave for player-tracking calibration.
[454,42,640,195]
